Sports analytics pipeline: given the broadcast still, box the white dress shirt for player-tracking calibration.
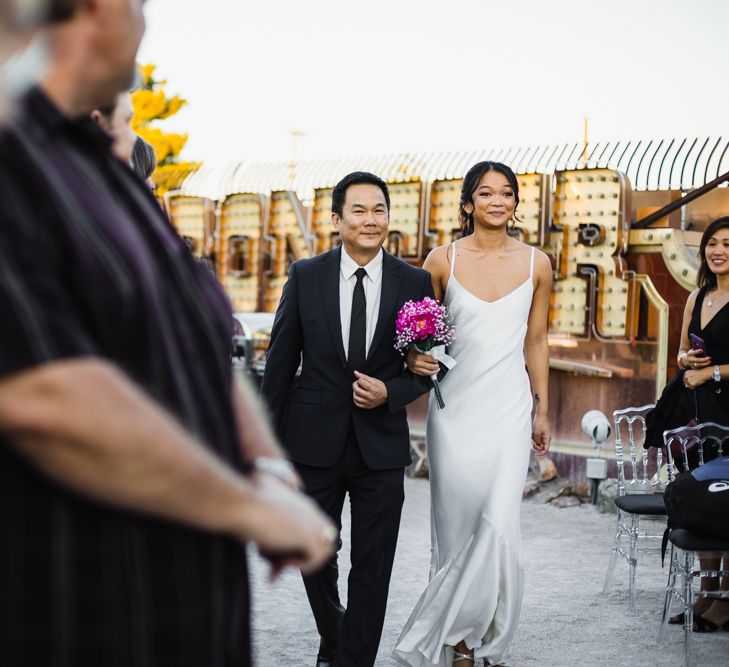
[339,246,383,360]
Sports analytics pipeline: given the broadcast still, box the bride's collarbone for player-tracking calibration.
[456,243,530,269]
[451,243,532,300]
[457,235,525,255]
[453,272,531,304]
[455,259,529,287]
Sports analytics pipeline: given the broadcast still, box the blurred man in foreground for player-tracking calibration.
[0,2,335,665]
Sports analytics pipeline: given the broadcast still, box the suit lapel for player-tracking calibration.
[318,247,347,366]
[367,250,404,363]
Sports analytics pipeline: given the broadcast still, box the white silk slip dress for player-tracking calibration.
[394,241,535,667]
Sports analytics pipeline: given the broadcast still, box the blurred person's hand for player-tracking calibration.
[0,0,47,62]
[247,472,336,578]
[0,0,48,120]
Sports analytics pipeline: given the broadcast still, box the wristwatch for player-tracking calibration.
[249,457,299,487]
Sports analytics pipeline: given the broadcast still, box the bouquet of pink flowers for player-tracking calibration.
[394,297,456,409]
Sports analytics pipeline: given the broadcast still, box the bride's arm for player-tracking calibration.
[423,246,448,302]
[406,247,449,376]
[524,250,553,455]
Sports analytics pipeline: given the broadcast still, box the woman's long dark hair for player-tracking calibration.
[458,161,520,236]
[697,216,729,290]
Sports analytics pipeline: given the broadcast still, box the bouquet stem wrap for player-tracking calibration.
[414,343,457,409]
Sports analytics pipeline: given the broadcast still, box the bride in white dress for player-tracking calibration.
[393,162,552,667]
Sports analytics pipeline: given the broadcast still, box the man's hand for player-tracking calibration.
[352,371,388,409]
[406,349,440,377]
[247,472,337,577]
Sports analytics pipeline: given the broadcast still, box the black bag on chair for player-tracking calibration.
[663,457,729,541]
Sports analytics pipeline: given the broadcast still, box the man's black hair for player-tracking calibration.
[331,171,390,217]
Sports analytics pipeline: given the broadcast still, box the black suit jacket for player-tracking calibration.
[261,247,435,470]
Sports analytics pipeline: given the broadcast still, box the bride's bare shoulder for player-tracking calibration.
[423,244,453,274]
[512,239,549,262]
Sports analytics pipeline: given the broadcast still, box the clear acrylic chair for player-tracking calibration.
[603,404,668,612]
[658,422,729,667]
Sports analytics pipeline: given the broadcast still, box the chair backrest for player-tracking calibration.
[612,404,664,495]
[663,422,729,481]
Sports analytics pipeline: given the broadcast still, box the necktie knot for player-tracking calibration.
[355,267,367,282]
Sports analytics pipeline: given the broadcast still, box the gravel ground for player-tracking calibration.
[249,477,729,666]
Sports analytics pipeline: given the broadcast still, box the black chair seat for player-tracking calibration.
[669,528,729,552]
[614,493,666,515]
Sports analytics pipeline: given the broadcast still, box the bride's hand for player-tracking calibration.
[406,349,440,377]
[531,415,551,455]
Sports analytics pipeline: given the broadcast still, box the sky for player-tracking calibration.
[137,0,729,167]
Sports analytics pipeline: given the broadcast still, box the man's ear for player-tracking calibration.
[89,108,108,131]
[331,212,340,230]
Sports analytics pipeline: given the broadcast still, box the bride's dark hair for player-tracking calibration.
[458,161,521,236]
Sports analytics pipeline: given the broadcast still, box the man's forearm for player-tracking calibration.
[0,359,268,537]
[384,369,432,413]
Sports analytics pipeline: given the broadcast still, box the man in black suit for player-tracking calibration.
[261,172,436,667]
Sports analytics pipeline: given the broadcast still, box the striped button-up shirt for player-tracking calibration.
[0,88,249,667]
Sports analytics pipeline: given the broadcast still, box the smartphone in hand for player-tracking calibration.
[689,333,707,357]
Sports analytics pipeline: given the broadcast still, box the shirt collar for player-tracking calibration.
[340,245,383,282]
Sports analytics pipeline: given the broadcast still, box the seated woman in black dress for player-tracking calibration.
[672,216,729,631]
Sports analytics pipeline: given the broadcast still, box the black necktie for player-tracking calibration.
[348,267,367,371]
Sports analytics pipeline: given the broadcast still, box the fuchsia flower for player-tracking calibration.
[394,297,455,408]
[394,297,455,350]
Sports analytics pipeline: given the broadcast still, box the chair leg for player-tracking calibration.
[683,550,694,667]
[658,543,677,642]
[628,513,639,613]
[603,510,622,594]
